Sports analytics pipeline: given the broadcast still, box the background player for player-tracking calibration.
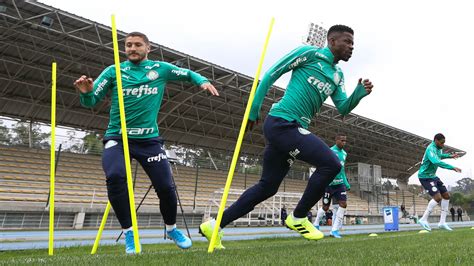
[417,133,461,232]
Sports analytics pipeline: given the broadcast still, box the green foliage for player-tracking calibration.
[168,144,204,167]
[82,132,103,154]
[451,192,467,206]
[0,121,12,145]
[62,130,84,153]
[453,177,474,194]
[11,121,50,148]
[382,180,394,191]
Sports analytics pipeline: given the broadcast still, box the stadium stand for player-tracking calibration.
[1,144,456,229]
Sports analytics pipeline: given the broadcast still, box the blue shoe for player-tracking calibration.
[124,230,141,254]
[167,228,192,249]
[418,220,432,231]
[330,230,342,238]
[438,223,453,231]
[314,225,320,230]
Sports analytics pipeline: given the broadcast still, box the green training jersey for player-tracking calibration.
[329,145,350,189]
[80,60,209,139]
[250,46,368,129]
[418,141,454,179]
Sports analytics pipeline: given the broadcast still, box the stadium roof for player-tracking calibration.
[0,0,463,181]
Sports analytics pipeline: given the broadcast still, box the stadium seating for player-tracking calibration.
[0,144,451,227]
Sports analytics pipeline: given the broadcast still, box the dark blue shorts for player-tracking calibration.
[322,184,347,206]
[101,137,177,227]
[419,177,447,196]
[102,137,173,191]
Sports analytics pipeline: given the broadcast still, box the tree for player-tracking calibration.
[450,192,467,206]
[11,121,50,148]
[168,144,204,167]
[0,121,12,145]
[205,148,231,170]
[62,130,84,153]
[453,177,474,194]
[82,132,103,154]
[382,180,394,191]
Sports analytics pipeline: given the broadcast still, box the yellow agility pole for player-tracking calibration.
[111,14,141,253]
[48,62,57,256]
[91,202,111,254]
[208,18,275,253]
[90,15,141,255]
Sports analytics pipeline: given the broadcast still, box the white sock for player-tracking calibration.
[208,218,223,231]
[440,199,449,224]
[421,199,438,221]
[314,208,325,226]
[123,227,133,233]
[332,204,339,215]
[337,208,346,230]
[166,224,176,232]
[332,207,346,232]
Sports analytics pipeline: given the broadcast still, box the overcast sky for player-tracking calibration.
[40,0,473,186]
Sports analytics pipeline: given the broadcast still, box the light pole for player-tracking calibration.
[303,22,328,48]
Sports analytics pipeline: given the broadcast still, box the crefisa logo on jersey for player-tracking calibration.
[289,56,307,69]
[171,69,188,76]
[146,70,159,80]
[307,76,333,96]
[123,85,158,97]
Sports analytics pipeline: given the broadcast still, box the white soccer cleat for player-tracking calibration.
[438,223,453,231]
[418,219,432,231]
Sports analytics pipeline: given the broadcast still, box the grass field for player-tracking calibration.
[1,228,473,265]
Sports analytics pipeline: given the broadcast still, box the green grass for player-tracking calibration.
[1,228,473,265]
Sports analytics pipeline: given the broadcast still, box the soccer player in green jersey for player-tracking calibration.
[74,32,218,254]
[200,25,373,249]
[417,133,461,232]
[313,134,350,238]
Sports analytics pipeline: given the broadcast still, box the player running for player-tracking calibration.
[313,134,350,238]
[200,25,373,249]
[74,32,218,254]
[417,133,461,232]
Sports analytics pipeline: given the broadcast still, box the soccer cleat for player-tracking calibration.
[167,228,192,249]
[418,219,432,231]
[438,223,453,231]
[199,219,225,250]
[124,230,141,254]
[330,230,342,238]
[314,224,320,230]
[285,214,324,240]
